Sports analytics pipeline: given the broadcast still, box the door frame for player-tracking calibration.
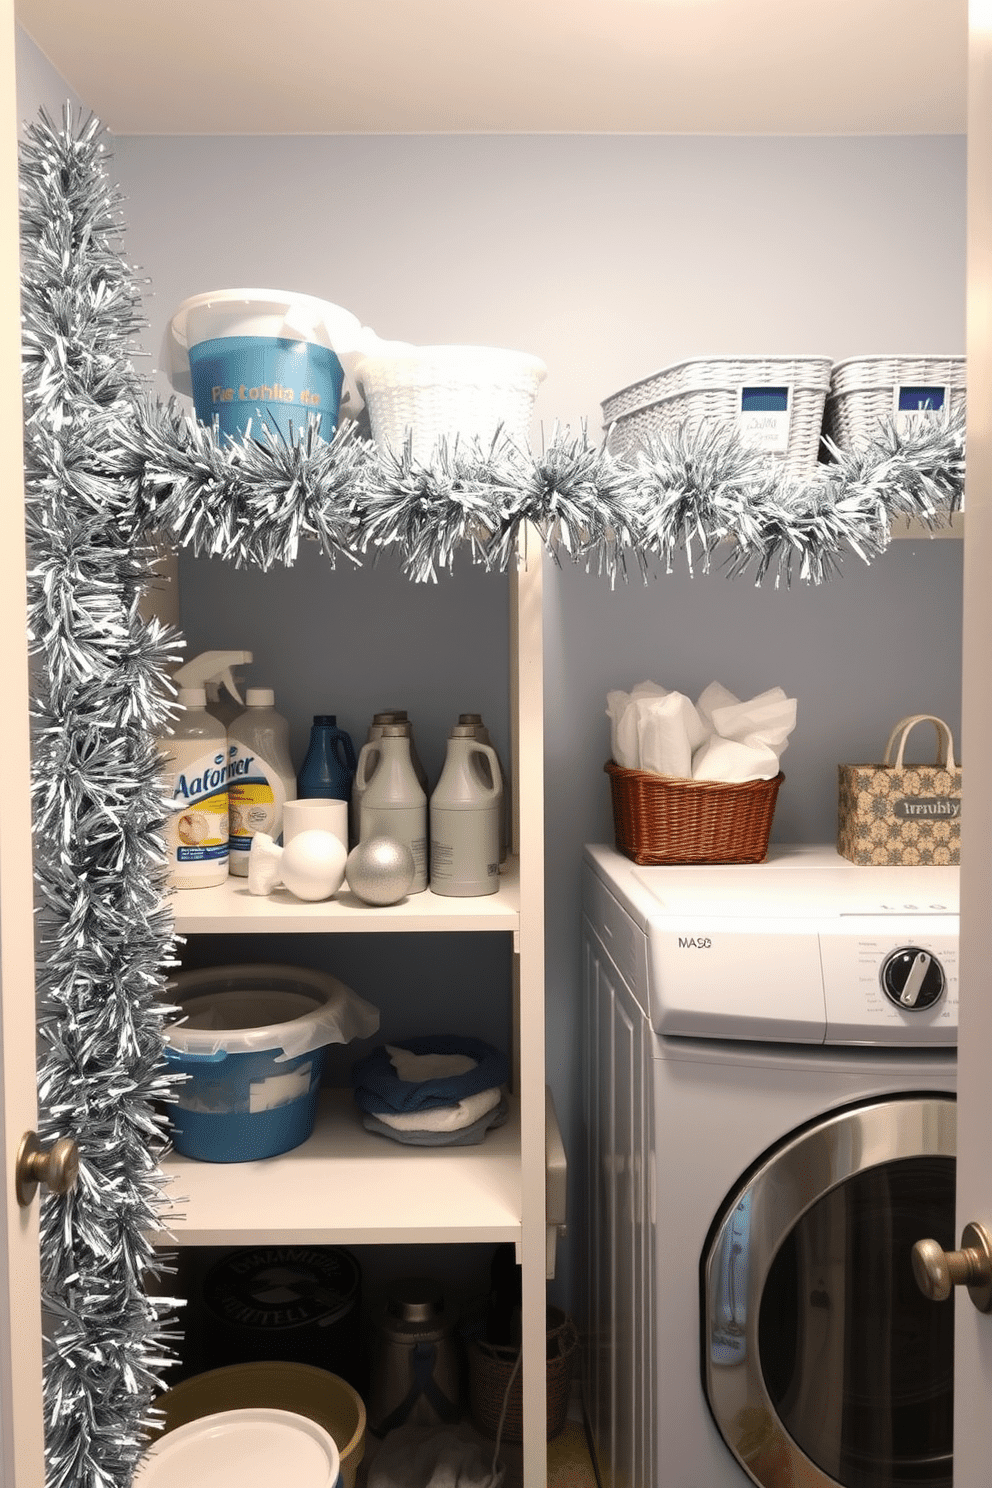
[0,1,45,1482]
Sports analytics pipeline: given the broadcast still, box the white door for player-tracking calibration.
[0,1,46,1482]
[954,5,992,1482]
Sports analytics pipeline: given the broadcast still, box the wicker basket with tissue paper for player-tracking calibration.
[604,680,793,864]
[605,762,784,866]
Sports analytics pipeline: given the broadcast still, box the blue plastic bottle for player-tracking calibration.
[297,715,357,801]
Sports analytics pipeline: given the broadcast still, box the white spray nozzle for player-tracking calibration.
[174,649,254,705]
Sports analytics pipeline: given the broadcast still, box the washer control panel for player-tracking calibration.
[587,843,961,1046]
[819,927,958,1043]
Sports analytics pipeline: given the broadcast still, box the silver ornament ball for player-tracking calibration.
[346,836,416,906]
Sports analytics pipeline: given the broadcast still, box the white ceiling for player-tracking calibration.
[16,0,968,136]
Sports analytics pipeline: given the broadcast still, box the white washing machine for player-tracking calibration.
[581,843,958,1488]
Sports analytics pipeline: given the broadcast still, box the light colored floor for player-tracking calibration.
[499,1420,598,1488]
[358,1404,599,1487]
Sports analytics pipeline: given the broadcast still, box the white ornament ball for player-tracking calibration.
[346,837,416,906]
[280,829,347,902]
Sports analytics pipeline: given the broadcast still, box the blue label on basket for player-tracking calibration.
[894,384,949,438]
[737,386,791,454]
[188,335,344,446]
[739,386,790,413]
[897,385,946,413]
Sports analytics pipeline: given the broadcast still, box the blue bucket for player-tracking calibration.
[187,335,344,445]
[165,1038,325,1163]
[165,965,380,1163]
[167,290,367,448]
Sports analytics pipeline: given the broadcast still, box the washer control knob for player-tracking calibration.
[880,947,945,1010]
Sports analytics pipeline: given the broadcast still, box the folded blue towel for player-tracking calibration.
[352,1035,509,1115]
[363,1095,509,1147]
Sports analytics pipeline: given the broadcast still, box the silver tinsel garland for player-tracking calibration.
[17,101,965,1488]
[20,108,184,1488]
[130,404,964,589]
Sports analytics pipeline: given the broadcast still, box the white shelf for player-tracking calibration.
[170,856,521,934]
[155,1087,523,1247]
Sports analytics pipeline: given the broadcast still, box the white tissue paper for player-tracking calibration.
[607,681,796,784]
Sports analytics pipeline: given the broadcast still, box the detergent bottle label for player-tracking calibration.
[162,742,230,886]
[228,748,289,874]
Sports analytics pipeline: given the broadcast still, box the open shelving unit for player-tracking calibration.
[157,536,553,1483]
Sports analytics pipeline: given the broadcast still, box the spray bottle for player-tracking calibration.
[157,687,230,889]
[174,649,254,728]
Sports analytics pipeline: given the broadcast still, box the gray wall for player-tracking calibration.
[16,28,967,1315]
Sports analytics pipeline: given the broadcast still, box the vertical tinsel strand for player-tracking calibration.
[20,106,184,1488]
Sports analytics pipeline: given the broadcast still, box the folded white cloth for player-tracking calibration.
[387,1045,478,1082]
[607,680,797,783]
[376,1086,503,1132]
[366,1424,504,1488]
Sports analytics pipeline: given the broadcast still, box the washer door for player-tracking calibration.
[702,1094,955,1488]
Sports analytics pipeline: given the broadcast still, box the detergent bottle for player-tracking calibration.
[350,710,427,844]
[157,687,230,889]
[458,712,509,863]
[227,688,297,874]
[297,715,358,801]
[429,725,502,897]
[355,723,428,893]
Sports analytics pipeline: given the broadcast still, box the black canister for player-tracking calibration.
[192,1245,363,1390]
[367,1277,462,1436]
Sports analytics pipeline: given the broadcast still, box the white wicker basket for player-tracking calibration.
[355,344,547,463]
[824,355,966,450]
[601,354,833,477]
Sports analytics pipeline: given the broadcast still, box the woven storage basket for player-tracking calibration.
[468,1307,578,1444]
[355,345,546,463]
[601,355,833,477]
[605,760,783,866]
[824,354,966,450]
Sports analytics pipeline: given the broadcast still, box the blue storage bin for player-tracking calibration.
[165,965,379,1163]
[165,289,373,448]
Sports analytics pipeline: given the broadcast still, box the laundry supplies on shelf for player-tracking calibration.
[352,1037,509,1147]
[157,687,230,889]
[429,725,503,898]
[228,687,297,873]
[173,649,254,729]
[354,724,429,893]
[297,715,357,804]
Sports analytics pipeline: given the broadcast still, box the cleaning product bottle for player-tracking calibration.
[227,688,297,876]
[355,723,428,893]
[350,710,427,844]
[157,687,230,889]
[173,649,254,728]
[297,715,358,801]
[429,725,502,897]
[458,712,509,864]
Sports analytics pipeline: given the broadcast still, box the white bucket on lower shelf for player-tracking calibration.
[135,1408,341,1488]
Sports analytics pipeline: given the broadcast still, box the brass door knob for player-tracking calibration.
[912,1221,992,1313]
[15,1131,79,1208]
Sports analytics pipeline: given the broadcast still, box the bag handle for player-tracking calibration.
[883,715,957,771]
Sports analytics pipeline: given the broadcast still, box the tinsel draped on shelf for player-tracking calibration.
[128,396,965,587]
[20,106,965,1488]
